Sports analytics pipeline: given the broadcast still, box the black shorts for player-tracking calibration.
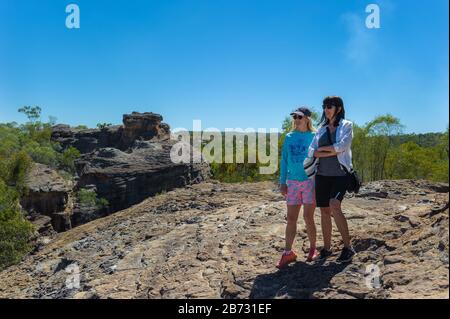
[315,175,349,207]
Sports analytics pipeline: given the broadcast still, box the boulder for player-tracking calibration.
[120,112,170,148]
[20,163,73,232]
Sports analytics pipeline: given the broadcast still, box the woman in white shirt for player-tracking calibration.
[308,96,356,263]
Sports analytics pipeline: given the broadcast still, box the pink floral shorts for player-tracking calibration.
[286,179,316,205]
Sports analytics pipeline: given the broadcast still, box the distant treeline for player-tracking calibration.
[351,115,448,183]
[189,114,449,184]
[390,132,446,148]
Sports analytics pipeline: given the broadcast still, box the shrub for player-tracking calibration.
[58,146,81,174]
[0,180,34,271]
[77,188,109,209]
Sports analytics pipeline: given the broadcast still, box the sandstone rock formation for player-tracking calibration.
[45,112,210,229]
[51,112,170,154]
[51,124,123,154]
[120,112,170,149]
[2,179,448,299]
[20,163,73,232]
[73,140,210,224]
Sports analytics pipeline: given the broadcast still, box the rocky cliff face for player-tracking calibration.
[2,179,448,299]
[19,112,210,233]
[50,124,121,154]
[20,163,73,232]
[72,140,210,225]
[51,112,170,153]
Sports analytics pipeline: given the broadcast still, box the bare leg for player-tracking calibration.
[285,205,301,251]
[330,199,351,248]
[320,207,332,250]
[302,203,317,250]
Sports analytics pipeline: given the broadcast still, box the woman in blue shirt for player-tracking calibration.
[277,107,319,268]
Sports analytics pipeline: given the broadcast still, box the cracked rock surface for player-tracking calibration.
[0,179,448,299]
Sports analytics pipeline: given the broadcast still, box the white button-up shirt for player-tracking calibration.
[308,118,354,172]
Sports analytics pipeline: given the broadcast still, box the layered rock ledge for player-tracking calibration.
[19,112,210,232]
[2,179,448,299]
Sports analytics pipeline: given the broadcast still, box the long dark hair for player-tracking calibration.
[319,96,346,127]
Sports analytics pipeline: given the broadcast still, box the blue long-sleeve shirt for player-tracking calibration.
[279,130,315,184]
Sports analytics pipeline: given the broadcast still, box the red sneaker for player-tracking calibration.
[276,251,297,269]
[306,248,320,262]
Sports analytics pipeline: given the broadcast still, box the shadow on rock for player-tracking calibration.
[250,261,348,299]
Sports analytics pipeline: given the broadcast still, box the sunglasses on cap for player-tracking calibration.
[322,104,336,110]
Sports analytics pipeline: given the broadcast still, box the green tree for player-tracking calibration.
[59,146,81,174]
[3,150,33,195]
[0,180,34,271]
[77,188,109,209]
[366,114,403,180]
[18,106,41,123]
[385,142,448,182]
[438,126,449,159]
[351,123,370,182]
[352,114,403,182]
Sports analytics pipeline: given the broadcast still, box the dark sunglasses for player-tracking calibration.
[292,115,303,120]
[322,104,336,110]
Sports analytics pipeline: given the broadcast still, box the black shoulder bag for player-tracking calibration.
[326,126,362,194]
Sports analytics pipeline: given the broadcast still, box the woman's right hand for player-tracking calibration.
[280,184,288,197]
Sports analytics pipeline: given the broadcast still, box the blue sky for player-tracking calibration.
[0,0,448,133]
